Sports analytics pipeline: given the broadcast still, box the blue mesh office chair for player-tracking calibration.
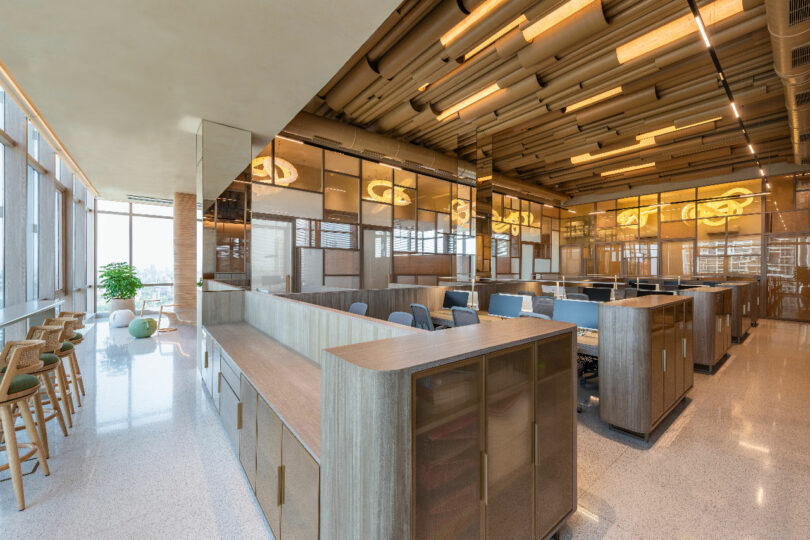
[387,311,414,327]
[451,307,480,327]
[410,304,435,331]
[349,302,368,316]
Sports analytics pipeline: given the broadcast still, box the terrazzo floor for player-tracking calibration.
[1,318,809,538]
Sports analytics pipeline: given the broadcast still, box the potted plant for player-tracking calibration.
[99,262,143,313]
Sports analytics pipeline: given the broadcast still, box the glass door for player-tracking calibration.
[250,219,293,293]
[362,228,391,290]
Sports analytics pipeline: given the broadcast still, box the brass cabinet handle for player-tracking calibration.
[278,465,285,506]
[717,318,722,333]
[237,402,243,430]
[534,423,539,466]
[204,351,208,369]
[217,372,221,393]
[682,338,687,359]
[482,452,488,505]
[662,349,667,372]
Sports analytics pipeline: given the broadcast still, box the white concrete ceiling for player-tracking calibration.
[0,0,399,201]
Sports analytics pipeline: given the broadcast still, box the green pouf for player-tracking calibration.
[128,317,157,338]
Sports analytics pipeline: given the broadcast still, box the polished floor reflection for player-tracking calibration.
[0,321,271,538]
[2,319,809,538]
[565,319,810,538]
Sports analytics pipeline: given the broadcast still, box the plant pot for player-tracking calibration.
[109,298,136,314]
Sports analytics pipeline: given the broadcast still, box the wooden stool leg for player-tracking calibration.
[32,393,49,459]
[19,398,50,476]
[0,404,25,510]
[43,373,68,437]
[71,350,85,396]
[65,354,82,408]
[56,361,74,425]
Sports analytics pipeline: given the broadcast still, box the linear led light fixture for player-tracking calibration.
[565,86,623,113]
[437,83,500,121]
[730,102,740,118]
[615,0,743,64]
[759,167,765,176]
[748,144,755,154]
[570,138,655,165]
[440,0,510,47]
[464,15,528,60]
[601,162,656,176]
[277,134,303,145]
[695,16,711,47]
[522,0,598,42]
[635,116,722,141]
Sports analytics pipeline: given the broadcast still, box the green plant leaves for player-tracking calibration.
[99,262,143,300]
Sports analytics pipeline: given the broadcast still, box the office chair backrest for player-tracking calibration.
[443,290,470,309]
[531,296,555,318]
[624,288,638,298]
[638,283,657,290]
[348,302,368,316]
[520,312,550,320]
[451,307,480,327]
[566,292,589,301]
[582,287,612,302]
[387,311,413,327]
[487,294,523,318]
[410,304,435,331]
[663,280,678,287]
[552,299,599,330]
[518,290,534,297]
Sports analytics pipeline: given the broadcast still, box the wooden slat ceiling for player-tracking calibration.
[305,0,790,197]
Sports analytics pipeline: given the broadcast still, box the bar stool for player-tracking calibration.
[45,318,83,409]
[0,340,51,510]
[24,326,70,454]
[58,311,86,329]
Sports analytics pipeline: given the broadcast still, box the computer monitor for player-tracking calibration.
[443,290,470,309]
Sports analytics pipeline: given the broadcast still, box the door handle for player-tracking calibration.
[278,465,285,506]
[662,349,667,372]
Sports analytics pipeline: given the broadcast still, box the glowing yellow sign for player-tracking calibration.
[366,180,412,206]
[615,187,754,228]
[252,156,298,186]
[492,208,540,235]
[452,199,471,227]
[617,206,658,228]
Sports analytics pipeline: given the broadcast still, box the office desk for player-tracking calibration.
[429,309,507,327]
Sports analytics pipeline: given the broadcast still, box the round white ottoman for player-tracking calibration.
[110,309,135,328]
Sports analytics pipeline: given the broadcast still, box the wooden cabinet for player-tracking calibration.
[721,282,753,342]
[281,426,320,540]
[683,302,693,389]
[535,334,574,539]
[411,332,575,540]
[599,296,694,439]
[239,376,258,491]
[256,398,283,538]
[679,287,728,372]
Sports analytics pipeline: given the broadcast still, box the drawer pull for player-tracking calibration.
[217,372,221,393]
[237,402,243,430]
[682,338,687,359]
[662,349,667,372]
[204,351,208,369]
[717,318,722,332]
[278,465,285,506]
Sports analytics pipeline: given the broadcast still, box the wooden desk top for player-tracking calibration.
[325,317,576,373]
[0,299,62,329]
[678,286,728,296]
[605,295,691,309]
[205,323,322,460]
[429,309,506,326]
[577,331,599,357]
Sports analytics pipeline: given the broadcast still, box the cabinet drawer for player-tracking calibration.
[220,352,241,397]
[219,378,242,450]
[281,426,320,540]
[239,376,258,491]
[256,398,282,538]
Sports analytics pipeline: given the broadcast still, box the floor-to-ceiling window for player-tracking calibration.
[95,200,174,312]
[26,165,39,300]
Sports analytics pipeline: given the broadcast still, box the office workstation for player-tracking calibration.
[3,0,810,538]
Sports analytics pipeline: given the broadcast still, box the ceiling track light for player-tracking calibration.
[695,16,711,47]
[759,168,765,176]
[730,102,740,118]
[748,144,755,154]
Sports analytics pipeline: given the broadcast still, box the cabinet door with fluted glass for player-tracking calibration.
[412,357,484,539]
[535,333,575,538]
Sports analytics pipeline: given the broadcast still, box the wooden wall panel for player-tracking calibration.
[174,192,197,321]
[392,253,451,275]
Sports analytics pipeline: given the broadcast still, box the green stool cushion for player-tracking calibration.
[69,331,83,341]
[0,373,39,394]
[61,341,74,352]
[128,317,157,338]
[41,353,60,366]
